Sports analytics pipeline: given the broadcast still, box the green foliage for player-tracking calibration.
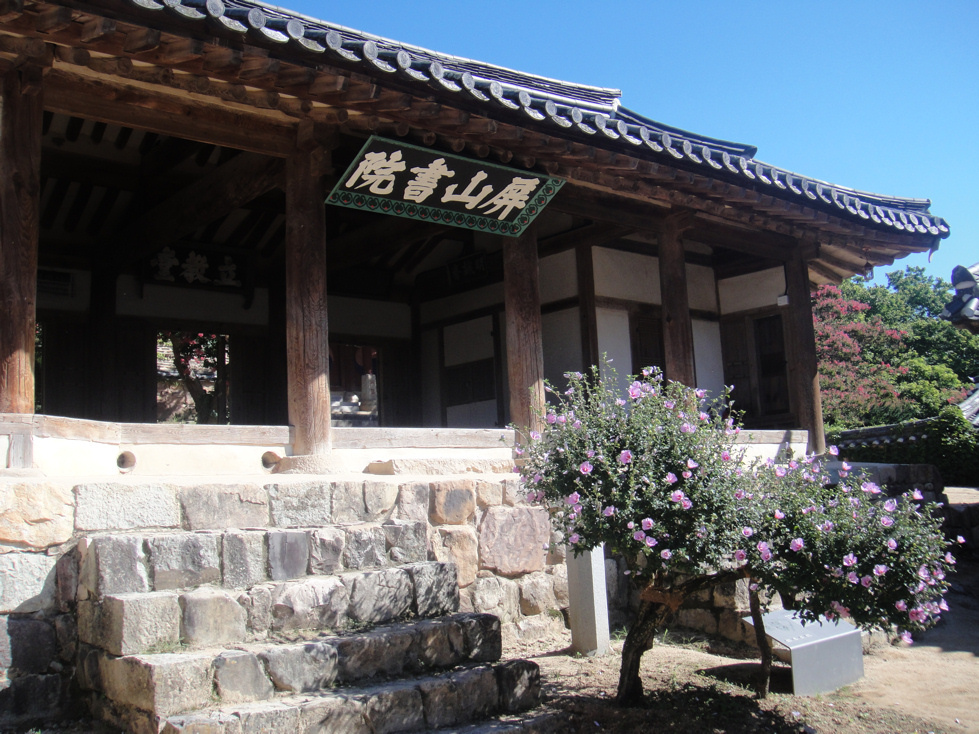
[816,267,977,431]
[519,360,954,643]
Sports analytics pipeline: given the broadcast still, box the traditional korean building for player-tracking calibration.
[0,0,948,457]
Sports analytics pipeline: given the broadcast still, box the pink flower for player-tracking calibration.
[843,553,857,567]
[633,530,646,542]
[682,471,692,479]
[742,526,754,538]
[774,510,785,520]
[899,630,913,645]
[790,538,804,552]
[642,518,654,531]
[721,450,731,461]
[828,445,839,456]
[874,564,888,576]
[695,388,706,398]
[734,489,745,500]
[645,536,658,548]
[628,382,643,400]
[546,413,557,424]
[665,472,678,485]
[884,499,898,512]
[615,398,626,406]
[699,412,709,421]
[557,415,566,424]
[911,489,924,500]
[660,549,672,560]
[681,499,693,510]
[775,466,786,477]
[861,481,881,494]
[602,506,616,517]
[573,420,582,429]
[881,516,894,527]
[860,575,872,588]
[569,533,580,544]
[573,504,582,514]
[565,492,580,505]
[945,552,956,564]
[579,461,593,475]
[529,431,541,441]
[957,535,966,544]
[847,572,859,584]
[734,549,747,562]
[686,458,699,469]
[887,538,898,551]
[664,400,675,409]
[618,450,633,465]
[841,461,851,471]
[627,521,635,529]
[670,490,685,503]
[760,549,772,562]
[680,423,695,434]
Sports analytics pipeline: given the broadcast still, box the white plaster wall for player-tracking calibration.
[718,267,786,314]
[420,329,441,427]
[328,296,411,340]
[594,247,660,304]
[443,316,495,367]
[419,283,503,324]
[117,275,270,325]
[596,307,632,395]
[542,308,582,391]
[539,250,577,304]
[687,263,718,313]
[446,400,498,428]
[692,319,725,398]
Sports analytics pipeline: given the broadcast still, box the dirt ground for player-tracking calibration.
[507,551,979,734]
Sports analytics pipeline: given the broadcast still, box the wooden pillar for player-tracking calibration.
[658,213,696,386]
[503,224,545,437]
[285,147,331,454]
[0,69,42,414]
[575,242,599,367]
[783,251,826,454]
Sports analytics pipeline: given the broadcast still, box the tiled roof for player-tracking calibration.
[76,0,949,239]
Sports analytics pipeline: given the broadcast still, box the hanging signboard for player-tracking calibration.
[327,136,564,237]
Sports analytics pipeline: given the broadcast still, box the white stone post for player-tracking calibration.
[566,545,610,656]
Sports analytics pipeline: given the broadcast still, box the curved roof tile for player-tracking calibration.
[103,0,949,239]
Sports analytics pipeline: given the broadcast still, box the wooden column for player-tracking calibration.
[575,242,599,367]
[783,251,826,454]
[503,224,545,437]
[658,213,696,386]
[0,69,42,414]
[285,147,331,455]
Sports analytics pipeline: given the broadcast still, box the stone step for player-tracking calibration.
[432,711,569,734]
[78,561,459,656]
[79,612,503,727]
[94,658,540,734]
[76,522,431,602]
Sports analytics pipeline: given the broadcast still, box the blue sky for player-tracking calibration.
[290,1,978,287]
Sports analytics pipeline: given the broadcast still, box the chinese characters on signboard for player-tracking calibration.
[327,137,564,236]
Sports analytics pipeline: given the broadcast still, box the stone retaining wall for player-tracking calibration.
[0,473,560,728]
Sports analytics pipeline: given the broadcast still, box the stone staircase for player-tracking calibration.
[64,481,549,733]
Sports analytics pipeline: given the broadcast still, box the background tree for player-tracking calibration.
[161,331,229,424]
[814,266,977,430]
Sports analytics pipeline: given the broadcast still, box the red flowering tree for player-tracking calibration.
[518,361,954,703]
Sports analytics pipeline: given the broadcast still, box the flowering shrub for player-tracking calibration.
[517,361,954,702]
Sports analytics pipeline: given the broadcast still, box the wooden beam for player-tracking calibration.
[43,69,297,156]
[658,212,696,387]
[783,251,825,454]
[503,224,545,438]
[0,68,41,414]
[538,222,633,257]
[113,151,285,266]
[329,217,451,271]
[576,242,599,367]
[285,147,331,455]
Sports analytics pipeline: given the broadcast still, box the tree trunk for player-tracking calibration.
[748,585,772,699]
[615,599,669,706]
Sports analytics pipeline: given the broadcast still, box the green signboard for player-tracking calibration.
[327,136,564,236]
